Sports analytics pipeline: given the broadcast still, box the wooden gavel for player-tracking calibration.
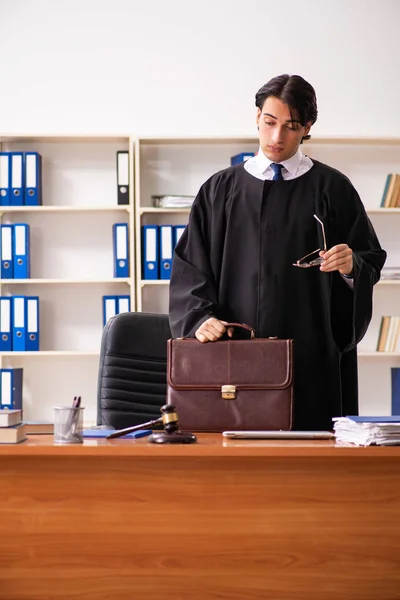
[106,404,179,439]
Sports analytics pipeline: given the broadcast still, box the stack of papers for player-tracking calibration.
[333,416,400,446]
[151,195,195,208]
[381,267,400,280]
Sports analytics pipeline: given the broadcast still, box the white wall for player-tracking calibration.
[0,0,399,138]
[1,0,399,422]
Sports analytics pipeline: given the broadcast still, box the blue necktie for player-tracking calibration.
[270,163,284,181]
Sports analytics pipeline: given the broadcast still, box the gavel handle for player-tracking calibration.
[106,417,162,439]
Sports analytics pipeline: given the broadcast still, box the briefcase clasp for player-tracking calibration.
[221,385,236,400]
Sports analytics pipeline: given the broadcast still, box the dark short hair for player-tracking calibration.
[255,74,318,141]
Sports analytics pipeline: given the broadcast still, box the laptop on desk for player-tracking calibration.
[222,430,335,440]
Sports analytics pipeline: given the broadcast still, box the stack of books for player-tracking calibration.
[24,421,53,434]
[0,409,27,444]
[333,416,400,446]
[376,316,400,352]
[380,267,400,280]
[151,195,195,208]
[380,174,400,208]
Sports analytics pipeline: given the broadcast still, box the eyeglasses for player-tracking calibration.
[293,214,327,268]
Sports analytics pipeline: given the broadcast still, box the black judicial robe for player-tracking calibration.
[169,160,387,430]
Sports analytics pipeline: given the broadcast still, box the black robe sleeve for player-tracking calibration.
[327,176,386,354]
[169,175,222,338]
[328,181,386,417]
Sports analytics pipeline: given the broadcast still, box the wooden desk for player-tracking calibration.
[0,435,399,600]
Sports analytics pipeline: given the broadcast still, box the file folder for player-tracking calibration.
[1,224,14,279]
[0,297,12,351]
[117,295,130,314]
[13,224,30,279]
[392,368,400,415]
[173,225,186,247]
[117,151,129,205]
[0,368,23,409]
[141,225,159,280]
[160,225,173,280]
[82,428,152,439]
[25,296,39,351]
[113,223,129,278]
[24,152,42,205]
[12,296,26,351]
[0,152,10,205]
[103,295,117,326]
[230,152,255,165]
[10,152,24,206]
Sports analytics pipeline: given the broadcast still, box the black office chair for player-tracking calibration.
[97,312,171,429]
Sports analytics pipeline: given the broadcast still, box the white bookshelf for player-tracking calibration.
[0,134,135,424]
[134,135,400,416]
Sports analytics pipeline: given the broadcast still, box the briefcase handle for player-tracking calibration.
[225,323,256,339]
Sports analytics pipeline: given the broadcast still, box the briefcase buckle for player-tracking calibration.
[221,385,236,400]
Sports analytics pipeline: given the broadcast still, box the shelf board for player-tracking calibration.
[139,207,191,215]
[139,208,400,216]
[358,352,400,357]
[3,135,399,146]
[304,137,400,145]
[367,208,400,214]
[137,137,258,145]
[2,349,397,360]
[0,351,100,357]
[141,280,170,287]
[0,134,130,143]
[136,136,400,146]
[140,279,400,288]
[0,205,131,213]
[0,278,131,285]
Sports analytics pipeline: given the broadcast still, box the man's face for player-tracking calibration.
[256,96,312,162]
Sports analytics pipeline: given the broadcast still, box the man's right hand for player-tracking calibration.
[195,318,233,343]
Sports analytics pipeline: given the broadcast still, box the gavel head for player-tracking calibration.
[160,404,179,433]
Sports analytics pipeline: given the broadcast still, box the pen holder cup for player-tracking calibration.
[53,406,84,444]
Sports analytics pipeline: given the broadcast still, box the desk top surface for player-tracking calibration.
[0,433,400,457]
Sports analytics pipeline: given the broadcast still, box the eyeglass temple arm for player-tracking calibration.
[296,248,321,264]
[313,214,327,251]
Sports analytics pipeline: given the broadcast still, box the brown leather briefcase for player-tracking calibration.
[167,323,293,432]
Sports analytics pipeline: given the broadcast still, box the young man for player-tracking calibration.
[169,74,386,430]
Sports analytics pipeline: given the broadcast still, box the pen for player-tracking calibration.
[64,396,82,439]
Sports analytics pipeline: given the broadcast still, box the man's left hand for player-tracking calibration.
[319,244,353,276]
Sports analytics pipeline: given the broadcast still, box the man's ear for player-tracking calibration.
[256,108,261,129]
[304,121,312,137]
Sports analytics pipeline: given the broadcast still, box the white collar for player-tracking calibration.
[255,147,304,177]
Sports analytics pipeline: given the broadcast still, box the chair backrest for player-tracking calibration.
[97,312,171,429]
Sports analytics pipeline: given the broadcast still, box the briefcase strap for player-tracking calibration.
[225,323,256,338]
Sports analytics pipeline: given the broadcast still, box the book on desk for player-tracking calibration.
[0,409,27,443]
